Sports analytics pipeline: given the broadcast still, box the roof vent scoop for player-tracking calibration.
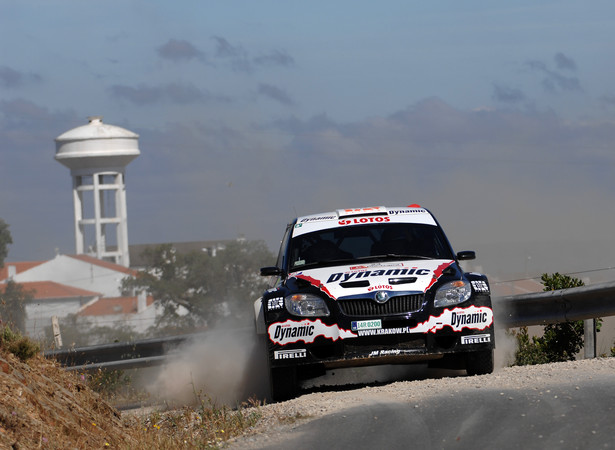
[337,206,389,219]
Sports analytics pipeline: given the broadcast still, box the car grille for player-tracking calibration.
[338,294,425,316]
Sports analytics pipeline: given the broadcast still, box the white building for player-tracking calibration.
[1,254,156,341]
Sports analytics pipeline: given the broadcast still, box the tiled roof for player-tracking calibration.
[68,254,136,275]
[78,295,154,316]
[0,280,100,299]
[0,261,45,280]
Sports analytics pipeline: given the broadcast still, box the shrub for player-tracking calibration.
[0,325,40,361]
[512,272,591,365]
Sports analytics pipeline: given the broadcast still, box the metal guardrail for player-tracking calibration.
[493,280,615,328]
[44,333,196,371]
[46,281,615,371]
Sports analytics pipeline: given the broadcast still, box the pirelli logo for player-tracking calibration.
[461,334,491,345]
[274,349,307,360]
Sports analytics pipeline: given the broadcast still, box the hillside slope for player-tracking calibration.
[0,350,136,448]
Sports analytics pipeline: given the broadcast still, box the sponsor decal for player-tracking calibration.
[425,261,454,291]
[471,280,490,293]
[294,223,303,229]
[268,319,356,345]
[357,306,493,336]
[368,285,393,292]
[267,297,284,310]
[351,319,382,331]
[341,207,387,215]
[461,334,491,345]
[369,349,402,357]
[326,267,431,284]
[388,209,425,215]
[420,306,493,333]
[339,217,390,225]
[274,349,307,359]
[294,274,335,299]
[358,326,413,337]
[450,309,489,327]
[300,215,337,223]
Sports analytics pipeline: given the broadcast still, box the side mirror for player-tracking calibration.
[260,266,284,277]
[457,251,476,261]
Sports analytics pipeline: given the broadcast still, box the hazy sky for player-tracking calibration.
[2,1,615,280]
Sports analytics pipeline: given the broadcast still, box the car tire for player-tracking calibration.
[270,366,297,402]
[465,349,494,376]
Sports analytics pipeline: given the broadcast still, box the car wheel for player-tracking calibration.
[465,349,494,376]
[270,366,297,402]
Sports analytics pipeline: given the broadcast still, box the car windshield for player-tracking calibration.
[288,223,454,270]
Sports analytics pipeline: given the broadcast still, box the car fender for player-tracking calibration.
[254,297,266,335]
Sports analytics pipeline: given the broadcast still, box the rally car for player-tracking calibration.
[254,205,494,401]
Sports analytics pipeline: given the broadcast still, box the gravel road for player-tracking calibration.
[226,358,615,449]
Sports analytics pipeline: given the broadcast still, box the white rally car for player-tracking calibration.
[255,206,494,401]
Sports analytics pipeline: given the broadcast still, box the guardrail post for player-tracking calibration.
[584,319,596,359]
[52,315,63,348]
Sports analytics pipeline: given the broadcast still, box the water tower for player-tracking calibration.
[55,116,140,267]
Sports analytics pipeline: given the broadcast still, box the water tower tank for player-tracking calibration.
[55,116,140,267]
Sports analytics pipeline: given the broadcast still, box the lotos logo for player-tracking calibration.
[368,285,392,291]
[339,217,390,225]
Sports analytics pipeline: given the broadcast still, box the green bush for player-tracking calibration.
[510,327,550,366]
[0,325,40,361]
[512,272,591,366]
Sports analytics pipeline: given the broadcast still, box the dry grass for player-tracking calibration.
[125,398,262,449]
[0,326,263,449]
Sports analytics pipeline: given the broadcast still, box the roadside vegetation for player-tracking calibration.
[0,323,262,448]
[511,272,606,365]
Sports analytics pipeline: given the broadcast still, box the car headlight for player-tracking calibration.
[434,280,472,308]
[285,293,330,317]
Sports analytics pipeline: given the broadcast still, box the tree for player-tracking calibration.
[0,219,31,332]
[513,272,587,365]
[122,239,275,334]
[0,280,32,333]
[0,219,12,267]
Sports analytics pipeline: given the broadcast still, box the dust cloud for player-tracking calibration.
[494,327,517,368]
[141,325,270,407]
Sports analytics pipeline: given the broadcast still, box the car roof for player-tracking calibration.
[292,205,438,237]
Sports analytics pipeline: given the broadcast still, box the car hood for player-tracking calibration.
[289,259,455,300]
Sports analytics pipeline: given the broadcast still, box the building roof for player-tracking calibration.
[78,295,154,316]
[68,254,136,275]
[0,280,100,300]
[0,261,46,280]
